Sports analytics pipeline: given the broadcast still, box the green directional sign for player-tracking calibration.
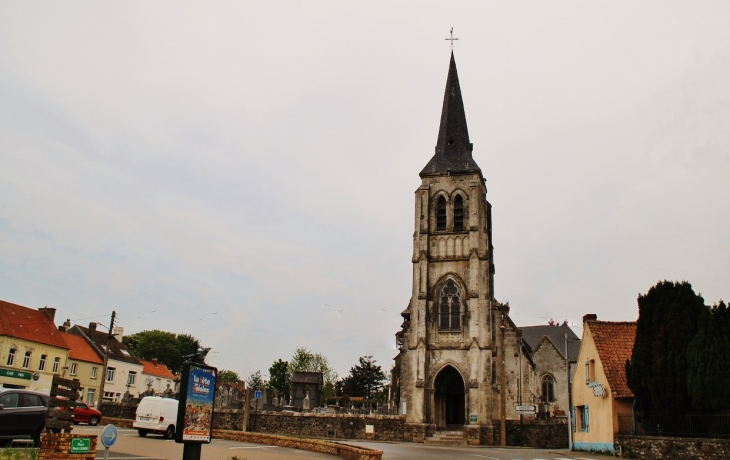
[0,368,32,380]
[70,438,91,453]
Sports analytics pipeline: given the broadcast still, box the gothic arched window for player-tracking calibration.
[439,280,461,330]
[436,196,447,231]
[541,375,555,403]
[453,195,464,231]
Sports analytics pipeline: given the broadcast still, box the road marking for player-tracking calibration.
[471,456,500,459]
[229,446,280,449]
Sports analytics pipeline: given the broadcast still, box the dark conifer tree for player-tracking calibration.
[627,281,705,416]
[687,301,730,412]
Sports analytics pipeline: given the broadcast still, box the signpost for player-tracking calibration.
[70,438,90,453]
[515,405,536,415]
[101,424,118,460]
[176,362,218,460]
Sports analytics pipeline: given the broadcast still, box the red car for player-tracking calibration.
[73,401,102,426]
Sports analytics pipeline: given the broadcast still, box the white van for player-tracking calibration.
[133,396,179,439]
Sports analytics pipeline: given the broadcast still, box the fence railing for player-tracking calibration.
[617,413,730,439]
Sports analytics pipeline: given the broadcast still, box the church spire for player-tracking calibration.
[420,52,481,177]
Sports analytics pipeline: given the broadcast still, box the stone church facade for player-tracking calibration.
[393,53,537,445]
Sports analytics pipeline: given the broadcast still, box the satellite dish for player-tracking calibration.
[146,376,154,384]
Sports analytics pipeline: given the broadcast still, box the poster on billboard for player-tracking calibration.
[175,362,217,443]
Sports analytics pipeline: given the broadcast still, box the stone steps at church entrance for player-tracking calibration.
[424,430,467,446]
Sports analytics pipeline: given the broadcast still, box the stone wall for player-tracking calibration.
[248,411,406,441]
[100,402,138,420]
[212,409,244,431]
[616,435,730,459]
[213,430,382,460]
[493,418,569,449]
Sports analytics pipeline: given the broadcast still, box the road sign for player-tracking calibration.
[70,438,90,453]
[516,409,536,415]
[515,405,536,411]
[255,390,262,399]
[102,424,118,447]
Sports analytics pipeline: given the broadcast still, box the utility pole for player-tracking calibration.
[98,311,116,407]
[565,333,573,451]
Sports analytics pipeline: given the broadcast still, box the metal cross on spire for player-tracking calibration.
[445,27,459,49]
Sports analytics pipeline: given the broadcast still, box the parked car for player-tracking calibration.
[73,401,102,426]
[133,396,178,439]
[0,389,50,446]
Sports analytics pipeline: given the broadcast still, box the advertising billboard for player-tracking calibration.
[175,362,217,443]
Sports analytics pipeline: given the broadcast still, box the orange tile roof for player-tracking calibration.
[588,320,636,399]
[0,300,69,349]
[140,359,176,379]
[60,332,103,364]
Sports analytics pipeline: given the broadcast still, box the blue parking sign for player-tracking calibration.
[254,390,262,399]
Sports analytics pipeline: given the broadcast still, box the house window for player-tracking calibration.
[78,387,84,401]
[52,357,60,374]
[585,359,596,383]
[39,355,47,371]
[22,352,31,369]
[541,375,555,402]
[127,371,136,386]
[575,405,589,431]
[438,280,461,330]
[87,389,96,406]
[436,196,447,231]
[91,367,98,379]
[6,348,16,366]
[70,363,78,375]
[453,195,464,230]
[106,367,115,383]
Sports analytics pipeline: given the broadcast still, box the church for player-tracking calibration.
[392,52,539,445]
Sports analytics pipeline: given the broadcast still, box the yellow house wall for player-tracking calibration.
[65,358,103,407]
[571,325,617,450]
[0,336,69,394]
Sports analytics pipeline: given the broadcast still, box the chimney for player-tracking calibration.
[583,314,598,323]
[152,359,159,366]
[112,326,124,339]
[38,307,56,322]
[58,318,71,333]
[89,322,97,333]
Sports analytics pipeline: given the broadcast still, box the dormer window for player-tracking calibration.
[448,138,455,145]
[436,196,447,231]
[454,195,464,231]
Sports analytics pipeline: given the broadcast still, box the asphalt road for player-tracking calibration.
[72,425,616,460]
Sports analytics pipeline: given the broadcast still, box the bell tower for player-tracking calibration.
[396,52,502,444]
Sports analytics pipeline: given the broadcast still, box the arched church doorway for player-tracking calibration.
[433,365,465,429]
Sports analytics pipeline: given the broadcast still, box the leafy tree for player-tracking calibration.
[246,370,266,391]
[687,301,730,412]
[627,281,705,416]
[267,359,290,402]
[218,370,241,384]
[345,355,387,401]
[288,347,338,387]
[122,330,204,374]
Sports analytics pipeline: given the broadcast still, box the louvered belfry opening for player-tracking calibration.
[437,196,447,230]
[453,195,464,230]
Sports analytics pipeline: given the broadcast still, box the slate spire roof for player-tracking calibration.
[420,52,482,177]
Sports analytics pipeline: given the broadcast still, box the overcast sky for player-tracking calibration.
[1,2,728,381]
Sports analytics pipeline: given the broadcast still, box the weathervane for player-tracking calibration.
[445,27,459,49]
